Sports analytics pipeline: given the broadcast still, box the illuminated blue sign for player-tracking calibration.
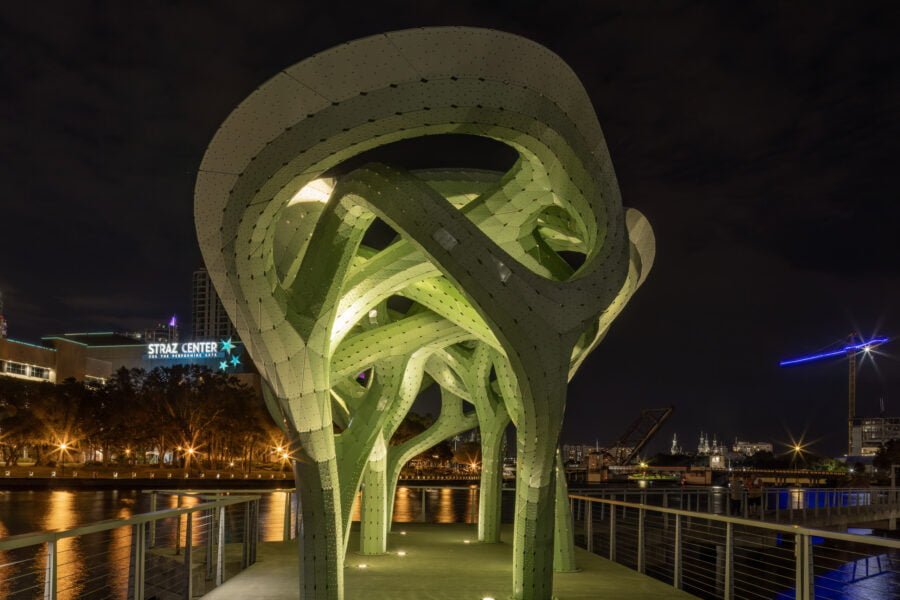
[145,338,242,373]
[146,341,221,359]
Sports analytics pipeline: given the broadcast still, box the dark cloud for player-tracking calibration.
[0,1,898,455]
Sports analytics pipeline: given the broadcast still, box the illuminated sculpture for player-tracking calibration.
[195,27,654,600]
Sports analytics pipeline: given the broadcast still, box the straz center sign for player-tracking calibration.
[144,338,241,372]
[146,341,221,360]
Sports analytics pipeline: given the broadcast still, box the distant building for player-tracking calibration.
[670,433,683,455]
[732,440,774,456]
[850,417,900,456]
[562,444,596,466]
[144,315,179,343]
[0,330,256,389]
[192,267,238,340]
[0,290,7,339]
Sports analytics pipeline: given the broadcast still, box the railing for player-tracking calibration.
[570,493,900,599]
[0,492,260,599]
[760,487,900,523]
[572,486,900,523]
[142,484,486,544]
[145,489,299,544]
[1,468,292,481]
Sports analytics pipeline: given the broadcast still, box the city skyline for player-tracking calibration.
[1,3,898,455]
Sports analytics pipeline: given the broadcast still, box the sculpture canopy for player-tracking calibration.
[195,27,654,600]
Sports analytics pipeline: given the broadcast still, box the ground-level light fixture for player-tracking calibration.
[396,551,406,557]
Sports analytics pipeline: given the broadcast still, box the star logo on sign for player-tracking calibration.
[230,354,241,367]
[221,338,236,353]
[218,361,229,372]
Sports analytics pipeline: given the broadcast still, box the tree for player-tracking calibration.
[0,378,44,466]
[874,440,900,472]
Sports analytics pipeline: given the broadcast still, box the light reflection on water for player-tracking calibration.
[41,492,84,600]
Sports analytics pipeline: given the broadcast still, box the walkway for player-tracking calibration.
[202,523,693,599]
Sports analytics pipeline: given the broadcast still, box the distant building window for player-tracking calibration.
[30,366,50,380]
[6,362,28,376]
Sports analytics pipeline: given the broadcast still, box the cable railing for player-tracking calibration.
[0,492,260,600]
[570,493,900,599]
[571,486,900,523]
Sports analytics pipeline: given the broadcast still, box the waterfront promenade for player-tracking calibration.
[201,523,691,600]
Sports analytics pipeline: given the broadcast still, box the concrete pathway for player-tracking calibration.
[202,523,694,599]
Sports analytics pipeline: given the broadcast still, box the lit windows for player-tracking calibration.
[6,361,27,376]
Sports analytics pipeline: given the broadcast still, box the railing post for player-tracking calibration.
[283,491,291,542]
[251,500,259,564]
[585,501,593,553]
[674,514,682,589]
[609,503,616,562]
[795,533,813,600]
[205,509,214,581]
[175,495,183,555]
[742,489,748,519]
[663,491,669,530]
[776,491,781,522]
[826,489,831,518]
[184,512,193,600]
[43,539,57,600]
[241,502,250,569]
[133,523,146,600]
[216,506,226,586]
[724,522,734,600]
[149,491,158,548]
[637,507,645,574]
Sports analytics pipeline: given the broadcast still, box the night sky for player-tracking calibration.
[2,2,898,456]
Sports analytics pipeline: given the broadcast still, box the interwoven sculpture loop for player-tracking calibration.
[196,27,654,600]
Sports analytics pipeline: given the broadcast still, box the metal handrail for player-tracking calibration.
[570,493,900,600]
[569,494,900,551]
[0,492,262,600]
[0,494,258,551]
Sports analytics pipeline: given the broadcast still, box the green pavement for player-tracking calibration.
[202,524,694,600]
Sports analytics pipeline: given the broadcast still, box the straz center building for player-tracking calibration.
[0,332,256,387]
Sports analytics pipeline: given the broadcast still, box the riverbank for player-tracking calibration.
[0,464,489,490]
[0,464,293,489]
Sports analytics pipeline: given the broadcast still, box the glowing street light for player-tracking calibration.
[57,441,71,476]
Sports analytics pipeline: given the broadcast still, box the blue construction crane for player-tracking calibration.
[780,335,889,455]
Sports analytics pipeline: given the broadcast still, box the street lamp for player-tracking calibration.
[57,442,70,476]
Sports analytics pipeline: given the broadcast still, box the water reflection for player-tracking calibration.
[393,487,419,523]
[0,518,9,599]
[464,487,478,524]
[435,488,454,523]
[42,491,83,600]
[108,508,133,595]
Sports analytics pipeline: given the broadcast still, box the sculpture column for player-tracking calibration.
[360,435,389,555]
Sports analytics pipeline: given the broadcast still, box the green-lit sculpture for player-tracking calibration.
[195,27,654,600]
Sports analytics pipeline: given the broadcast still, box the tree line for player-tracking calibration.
[0,365,284,471]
